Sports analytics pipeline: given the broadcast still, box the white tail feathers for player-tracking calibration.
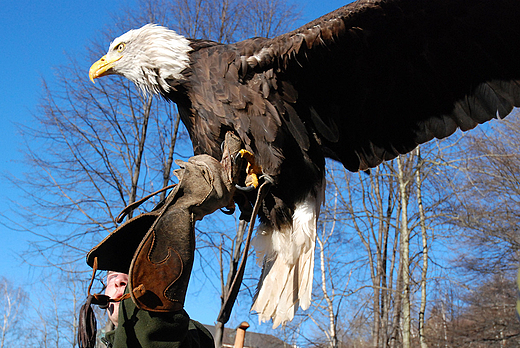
[251,184,324,328]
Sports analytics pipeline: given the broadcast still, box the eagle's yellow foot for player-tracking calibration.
[238,149,262,189]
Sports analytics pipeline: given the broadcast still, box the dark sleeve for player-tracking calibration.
[110,290,214,348]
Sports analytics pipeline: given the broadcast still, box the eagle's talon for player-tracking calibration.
[221,206,235,215]
[220,197,236,214]
[235,184,256,192]
[233,151,243,163]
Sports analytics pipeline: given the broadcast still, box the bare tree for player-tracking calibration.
[11,55,181,266]
[418,113,520,347]
[303,180,358,348]
[20,266,91,348]
[415,148,430,348]
[288,141,448,348]
[425,275,520,347]
[397,154,412,348]
[0,277,28,348]
[440,114,520,277]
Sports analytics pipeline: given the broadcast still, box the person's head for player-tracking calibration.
[105,271,128,327]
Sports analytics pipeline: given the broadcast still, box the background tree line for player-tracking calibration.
[1,0,520,347]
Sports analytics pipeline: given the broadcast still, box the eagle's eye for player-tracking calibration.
[116,43,125,53]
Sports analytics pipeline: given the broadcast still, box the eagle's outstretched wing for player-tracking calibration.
[244,0,520,171]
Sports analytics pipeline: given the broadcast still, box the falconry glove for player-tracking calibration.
[78,133,244,348]
[86,135,240,312]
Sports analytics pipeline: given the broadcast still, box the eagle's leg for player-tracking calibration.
[235,149,263,191]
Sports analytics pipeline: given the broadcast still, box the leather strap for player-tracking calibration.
[116,184,177,223]
[217,177,272,324]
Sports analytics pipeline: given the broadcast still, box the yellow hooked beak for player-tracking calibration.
[89,55,122,83]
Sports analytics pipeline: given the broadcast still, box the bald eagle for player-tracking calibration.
[89,0,520,327]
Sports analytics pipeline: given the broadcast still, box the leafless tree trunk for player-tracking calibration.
[415,148,429,348]
[389,245,403,348]
[397,155,411,348]
[345,165,395,348]
[316,210,339,348]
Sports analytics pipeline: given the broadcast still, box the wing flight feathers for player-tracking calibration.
[242,0,520,171]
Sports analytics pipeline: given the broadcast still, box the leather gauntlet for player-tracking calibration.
[86,153,237,312]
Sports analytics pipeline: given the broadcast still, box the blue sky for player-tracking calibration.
[0,0,349,327]
[0,2,100,282]
[0,1,131,282]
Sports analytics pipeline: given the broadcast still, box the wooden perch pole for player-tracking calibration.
[234,322,250,348]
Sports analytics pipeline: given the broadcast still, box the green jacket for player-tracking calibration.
[102,294,214,348]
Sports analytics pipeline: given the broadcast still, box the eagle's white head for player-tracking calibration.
[89,24,192,94]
